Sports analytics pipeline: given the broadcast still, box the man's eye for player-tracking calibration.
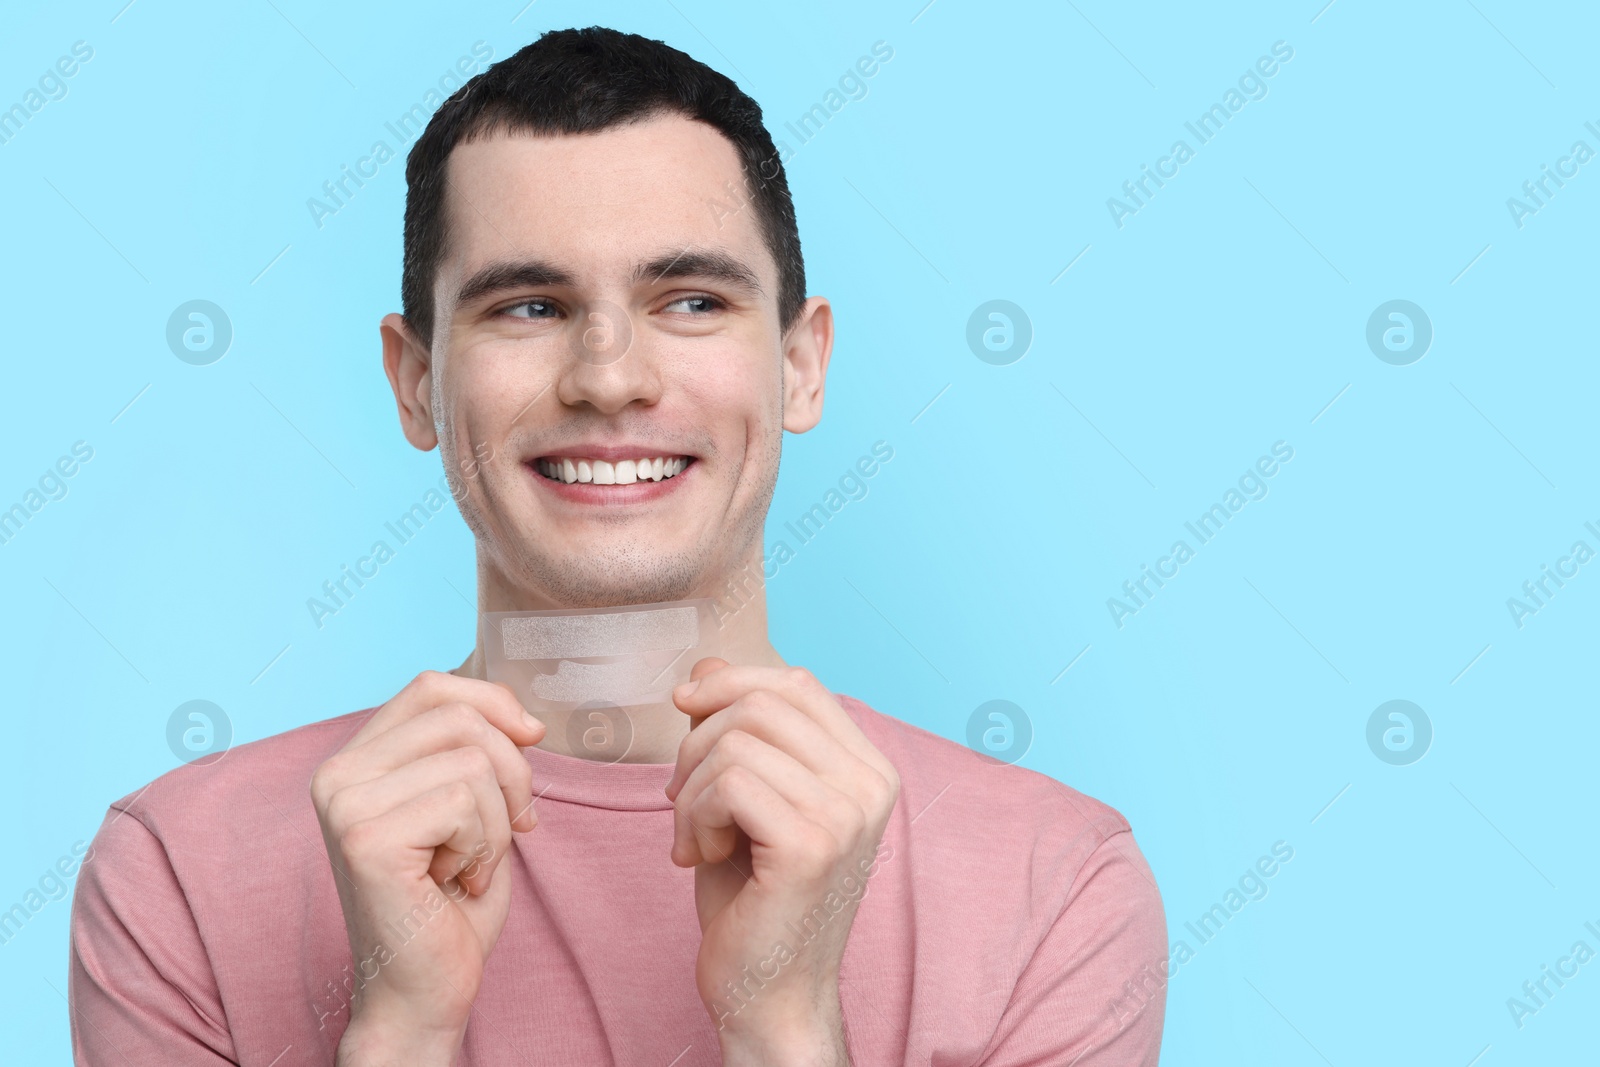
[663,295,722,314]
[504,300,558,319]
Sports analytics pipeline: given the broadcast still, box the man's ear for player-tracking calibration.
[781,296,834,433]
[381,312,438,451]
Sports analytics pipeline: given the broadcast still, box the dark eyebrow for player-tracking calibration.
[453,247,764,310]
[455,259,579,308]
[633,248,764,295]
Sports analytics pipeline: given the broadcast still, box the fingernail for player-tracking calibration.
[523,710,543,732]
[675,680,699,700]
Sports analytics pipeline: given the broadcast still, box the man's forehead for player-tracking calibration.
[436,116,770,286]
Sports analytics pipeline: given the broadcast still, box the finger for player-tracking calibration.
[682,657,729,730]
[667,656,736,859]
[325,748,518,894]
[673,799,740,871]
[347,670,546,750]
[673,665,882,773]
[665,689,857,802]
[324,703,535,832]
[339,781,489,894]
[682,764,824,872]
[672,730,854,867]
[689,656,727,683]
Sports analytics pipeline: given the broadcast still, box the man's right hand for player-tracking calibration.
[310,670,544,1065]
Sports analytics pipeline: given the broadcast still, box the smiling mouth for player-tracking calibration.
[533,455,694,485]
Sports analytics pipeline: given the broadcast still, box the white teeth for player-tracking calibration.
[537,455,690,485]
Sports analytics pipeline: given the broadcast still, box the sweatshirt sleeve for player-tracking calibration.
[69,804,238,1065]
[976,830,1168,1066]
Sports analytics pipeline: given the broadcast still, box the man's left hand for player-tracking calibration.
[665,660,900,1066]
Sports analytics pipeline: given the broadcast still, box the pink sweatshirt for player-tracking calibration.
[70,694,1166,1065]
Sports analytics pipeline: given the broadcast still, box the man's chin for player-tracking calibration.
[513,559,707,610]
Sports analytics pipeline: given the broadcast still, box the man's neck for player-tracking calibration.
[451,548,785,763]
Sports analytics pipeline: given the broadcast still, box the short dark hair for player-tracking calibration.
[401,26,805,347]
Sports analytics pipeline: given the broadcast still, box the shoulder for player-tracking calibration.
[834,692,1158,922]
[72,711,377,1060]
[836,692,1133,845]
[832,693,1166,1057]
[79,707,378,955]
[103,707,377,852]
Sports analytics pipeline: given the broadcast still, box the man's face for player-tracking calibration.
[396,114,828,608]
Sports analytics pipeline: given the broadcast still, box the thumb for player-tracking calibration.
[679,656,729,729]
[688,656,728,683]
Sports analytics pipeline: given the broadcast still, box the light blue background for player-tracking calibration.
[2,0,1595,1062]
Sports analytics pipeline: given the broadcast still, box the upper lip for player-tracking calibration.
[530,444,693,463]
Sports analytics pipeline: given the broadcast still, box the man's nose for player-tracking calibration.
[554,298,662,414]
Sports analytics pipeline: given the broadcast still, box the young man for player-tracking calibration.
[70,27,1166,1067]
